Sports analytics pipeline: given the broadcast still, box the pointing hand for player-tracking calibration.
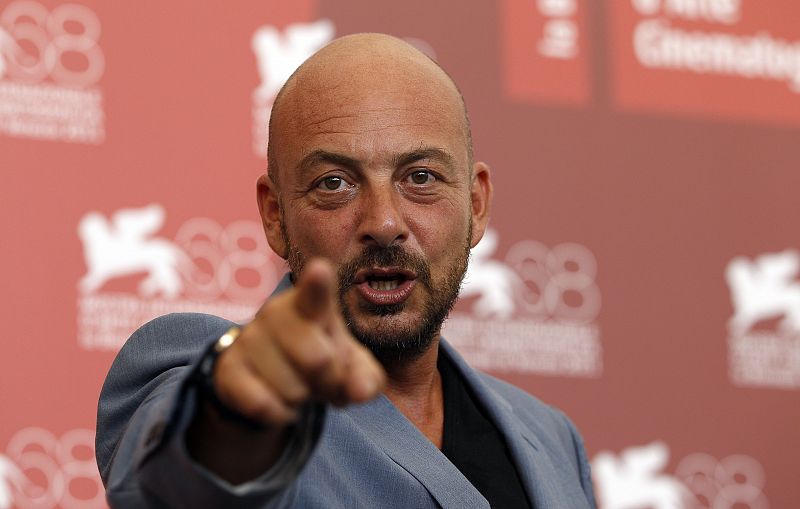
[212,258,387,425]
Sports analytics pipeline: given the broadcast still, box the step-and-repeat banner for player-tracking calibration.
[2,1,798,507]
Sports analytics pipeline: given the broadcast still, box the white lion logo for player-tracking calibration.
[251,20,334,102]
[78,204,184,299]
[460,229,521,319]
[726,250,800,335]
[0,454,25,509]
[593,442,691,509]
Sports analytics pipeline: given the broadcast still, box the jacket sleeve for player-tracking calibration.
[95,313,324,509]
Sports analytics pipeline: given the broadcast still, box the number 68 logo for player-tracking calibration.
[0,1,104,87]
[2,427,105,509]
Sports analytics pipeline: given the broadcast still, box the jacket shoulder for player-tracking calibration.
[96,313,235,480]
[477,372,559,417]
[480,372,581,442]
[478,372,596,506]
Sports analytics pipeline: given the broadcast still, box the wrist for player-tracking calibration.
[194,326,266,431]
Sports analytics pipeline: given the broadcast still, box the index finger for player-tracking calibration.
[293,258,337,323]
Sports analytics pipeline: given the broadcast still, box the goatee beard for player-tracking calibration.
[284,229,470,364]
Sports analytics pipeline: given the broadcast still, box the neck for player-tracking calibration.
[381,338,444,448]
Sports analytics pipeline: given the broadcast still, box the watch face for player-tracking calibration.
[214,327,241,354]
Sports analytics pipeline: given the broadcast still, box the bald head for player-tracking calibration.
[267,33,473,184]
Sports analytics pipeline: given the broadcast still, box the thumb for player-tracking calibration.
[294,258,336,322]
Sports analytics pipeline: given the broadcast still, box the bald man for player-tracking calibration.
[96,34,596,508]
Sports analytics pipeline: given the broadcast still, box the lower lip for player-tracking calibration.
[356,279,416,305]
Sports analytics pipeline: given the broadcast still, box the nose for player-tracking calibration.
[356,184,408,248]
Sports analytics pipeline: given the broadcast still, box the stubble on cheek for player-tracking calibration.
[279,192,473,362]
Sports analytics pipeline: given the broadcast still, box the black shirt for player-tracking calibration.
[439,354,534,509]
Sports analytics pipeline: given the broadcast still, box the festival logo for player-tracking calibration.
[725,249,800,389]
[501,0,590,105]
[593,442,769,509]
[0,1,105,143]
[0,427,105,509]
[593,442,690,509]
[443,229,603,377]
[611,0,800,125]
[76,204,284,351]
[251,19,334,158]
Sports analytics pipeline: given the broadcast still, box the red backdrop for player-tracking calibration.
[2,1,798,507]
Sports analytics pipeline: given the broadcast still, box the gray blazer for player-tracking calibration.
[97,289,596,508]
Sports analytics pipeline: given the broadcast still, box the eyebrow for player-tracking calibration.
[393,147,455,170]
[296,147,456,177]
[297,150,361,176]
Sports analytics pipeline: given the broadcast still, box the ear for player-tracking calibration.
[256,174,288,259]
[469,161,493,248]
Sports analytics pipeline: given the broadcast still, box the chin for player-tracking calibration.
[349,305,423,334]
[342,302,444,363]
[351,322,438,363]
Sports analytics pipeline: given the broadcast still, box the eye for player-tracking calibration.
[408,170,436,185]
[317,176,348,191]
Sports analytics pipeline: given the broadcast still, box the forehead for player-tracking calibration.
[272,60,469,174]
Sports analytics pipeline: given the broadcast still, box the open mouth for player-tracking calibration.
[367,274,404,291]
[353,267,417,305]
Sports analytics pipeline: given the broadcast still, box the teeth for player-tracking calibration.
[368,279,400,291]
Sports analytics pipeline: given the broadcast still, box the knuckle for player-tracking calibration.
[237,392,277,422]
[258,400,297,425]
[282,383,310,405]
[233,323,260,349]
[231,384,299,425]
[300,342,335,373]
[256,297,283,320]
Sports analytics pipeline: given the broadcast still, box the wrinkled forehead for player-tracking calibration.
[268,36,470,178]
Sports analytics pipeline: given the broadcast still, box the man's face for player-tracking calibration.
[261,62,489,360]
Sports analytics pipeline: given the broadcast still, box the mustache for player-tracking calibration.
[338,245,431,293]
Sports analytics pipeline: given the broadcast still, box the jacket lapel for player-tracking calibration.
[440,340,592,509]
[344,394,489,509]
